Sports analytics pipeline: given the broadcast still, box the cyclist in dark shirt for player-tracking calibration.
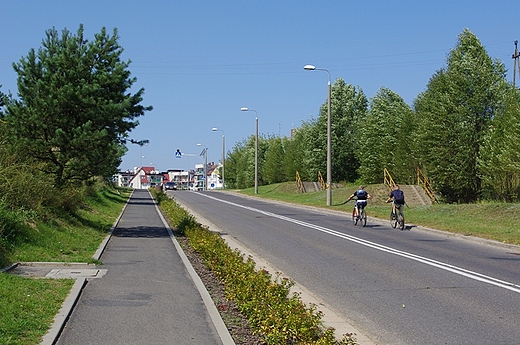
[386,184,405,217]
[347,185,371,218]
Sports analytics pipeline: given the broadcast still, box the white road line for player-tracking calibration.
[201,193,520,294]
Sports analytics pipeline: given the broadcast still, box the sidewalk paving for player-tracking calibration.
[37,189,233,345]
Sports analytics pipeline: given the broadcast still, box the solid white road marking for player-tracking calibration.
[201,193,520,294]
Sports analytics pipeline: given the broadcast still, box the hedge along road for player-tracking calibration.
[170,190,520,345]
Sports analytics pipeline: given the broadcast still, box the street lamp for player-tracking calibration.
[129,139,150,168]
[240,107,258,194]
[212,127,225,189]
[304,64,332,206]
[197,143,208,191]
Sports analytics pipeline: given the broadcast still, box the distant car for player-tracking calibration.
[164,182,177,190]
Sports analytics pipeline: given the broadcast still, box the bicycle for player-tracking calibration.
[390,203,405,230]
[352,200,367,227]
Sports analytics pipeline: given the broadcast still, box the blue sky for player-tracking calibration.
[2,1,519,172]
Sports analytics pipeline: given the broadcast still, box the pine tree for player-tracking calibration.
[6,25,152,186]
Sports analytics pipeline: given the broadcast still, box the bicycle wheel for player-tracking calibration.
[390,211,397,228]
[361,208,367,227]
[398,211,405,230]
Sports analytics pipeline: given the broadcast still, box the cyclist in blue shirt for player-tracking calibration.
[386,184,405,217]
[347,185,371,218]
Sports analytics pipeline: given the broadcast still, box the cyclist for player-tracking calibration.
[347,185,371,218]
[386,184,405,218]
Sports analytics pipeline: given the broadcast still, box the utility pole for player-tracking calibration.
[513,40,520,88]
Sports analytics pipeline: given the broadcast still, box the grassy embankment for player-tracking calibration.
[0,186,130,345]
[237,182,520,246]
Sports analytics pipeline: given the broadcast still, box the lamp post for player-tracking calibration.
[197,143,208,191]
[212,127,225,189]
[240,107,258,194]
[304,64,332,206]
[129,139,150,168]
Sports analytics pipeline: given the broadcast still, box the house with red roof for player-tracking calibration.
[127,166,163,189]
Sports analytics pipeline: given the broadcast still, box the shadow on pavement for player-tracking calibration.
[112,226,170,238]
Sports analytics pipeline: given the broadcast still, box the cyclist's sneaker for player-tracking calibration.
[391,212,396,220]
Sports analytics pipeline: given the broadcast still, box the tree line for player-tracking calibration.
[225,29,520,203]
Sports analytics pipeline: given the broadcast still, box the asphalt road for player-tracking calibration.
[171,190,520,345]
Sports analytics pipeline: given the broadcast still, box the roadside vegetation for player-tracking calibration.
[225,29,520,204]
[0,24,150,266]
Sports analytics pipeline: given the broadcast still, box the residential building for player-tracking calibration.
[127,166,162,189]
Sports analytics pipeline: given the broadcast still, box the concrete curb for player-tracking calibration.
[0,262,19,273]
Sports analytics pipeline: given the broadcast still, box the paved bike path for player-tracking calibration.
[55,189,233,345]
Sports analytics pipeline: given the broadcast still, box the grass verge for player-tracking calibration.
[0,275,74,345]
[4,186,131,264]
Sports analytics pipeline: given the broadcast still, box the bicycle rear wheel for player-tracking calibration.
[390,211,397,228]
[398,211,405,230]
[360,208,367,227]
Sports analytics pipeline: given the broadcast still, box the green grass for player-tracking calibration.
[0,275,74,345]
[0,186,131,345]
[236,182,520,246]
[5,187,131,265]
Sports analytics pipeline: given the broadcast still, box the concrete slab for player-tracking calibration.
[45,268,107,279]
[6,262,106,279]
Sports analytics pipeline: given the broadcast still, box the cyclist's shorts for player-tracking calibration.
[393,201,404,208]
[356,200,367,209]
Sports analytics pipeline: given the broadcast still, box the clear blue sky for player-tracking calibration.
[2,1,519,172]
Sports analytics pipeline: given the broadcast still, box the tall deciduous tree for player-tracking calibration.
[478,88,520,201]
[414,29,507,202]
[309,78,367,183]
[357,87,415,184]
[6,25,152,186]
[263,136,287,184]
[284,124,313,182]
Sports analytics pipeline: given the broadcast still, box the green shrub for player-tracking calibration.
[152,189,170,205]
[0,201,38,267]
